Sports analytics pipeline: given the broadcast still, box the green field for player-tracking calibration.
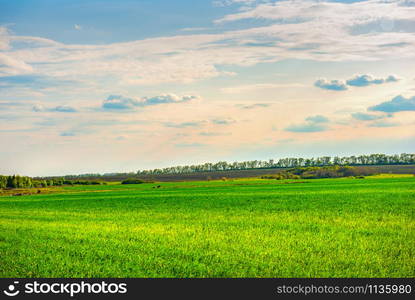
[0,176,414,277]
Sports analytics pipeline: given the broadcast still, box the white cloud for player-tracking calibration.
[314,79,348,91]
[212,0,267,7]
[214,0,415,61]
[102,94,200,110]
[0,1,414,86]
[314,73,401,90]
[215,0,415,24]
[32,104,78,113]
[0,53,34,76]
[74,24,82,30]
[0,26,10,50]
[32,104,44,112]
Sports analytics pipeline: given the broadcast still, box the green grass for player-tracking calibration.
[0,176,414,277]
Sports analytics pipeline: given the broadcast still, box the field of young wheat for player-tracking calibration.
[0,175,414,277]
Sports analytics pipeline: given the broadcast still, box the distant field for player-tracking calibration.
[0,175,414,277]
[60,164,415,182]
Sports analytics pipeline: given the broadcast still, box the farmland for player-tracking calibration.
[49,164,415,182]
[0,175,414,278]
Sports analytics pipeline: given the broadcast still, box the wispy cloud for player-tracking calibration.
[285,115,329,133]
[213,0,272,8]
[285,123,327,133]
[215,0,415,26]
[199,131,231,136]
[0,101,24,108]
[32,104,78,113]
[0,56,33,76]
[305,115,329,123]
[52,105,78,113]
[60,131,76,137]
[368,121,400,128]
[102,94,200,111]
[0,74,80,89]
[351,112,388,121]
[102,95,141,110]
[164,121,204,128]
[164,118,237,128]
[239,103,270,109]
[378,42,410,48]
[211,118,236,125]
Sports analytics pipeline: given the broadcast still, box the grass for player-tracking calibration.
[0,175,414,278]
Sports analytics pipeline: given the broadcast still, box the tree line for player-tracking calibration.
[136,153,415,175]
[0,175,105,189]
[3,153,413,187]
[261,165,374,180]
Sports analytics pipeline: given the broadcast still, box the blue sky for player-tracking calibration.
[0,0,234,43]
[0,0,414,176]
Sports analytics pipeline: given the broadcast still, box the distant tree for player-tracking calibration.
[134,153,414,175]
[121,178,145,184]
[0,176,7,189]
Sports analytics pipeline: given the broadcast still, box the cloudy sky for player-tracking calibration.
[1,0,415,176]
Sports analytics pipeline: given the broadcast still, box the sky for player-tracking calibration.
[0,0,415,176]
